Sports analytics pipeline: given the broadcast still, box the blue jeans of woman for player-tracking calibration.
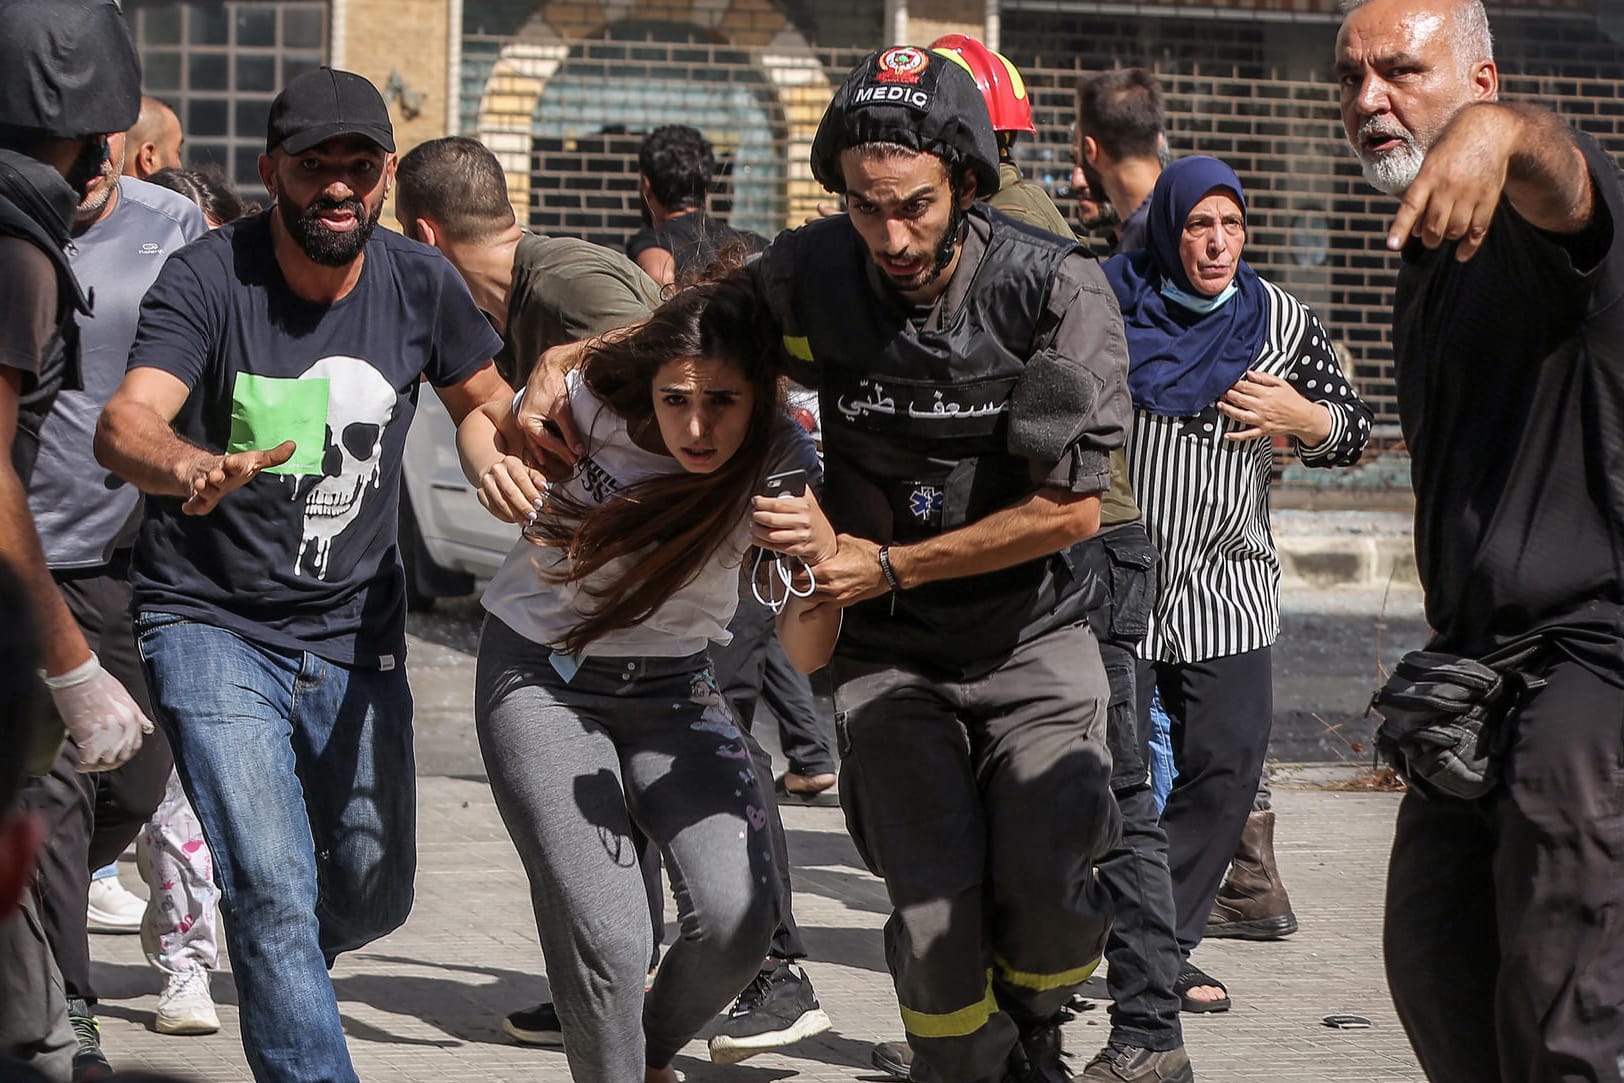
[135,612,416,1083]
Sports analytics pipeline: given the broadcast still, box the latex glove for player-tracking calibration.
[43,652,154,772]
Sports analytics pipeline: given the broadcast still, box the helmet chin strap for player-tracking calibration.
[932,201,968,278]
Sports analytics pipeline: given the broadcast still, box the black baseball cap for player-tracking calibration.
[266,67,395,155]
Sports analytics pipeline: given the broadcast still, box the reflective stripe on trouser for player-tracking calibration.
[898,953,1104,1038]
[833,621,1120,1083]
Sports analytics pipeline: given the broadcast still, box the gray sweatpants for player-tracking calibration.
[475,617,779,1076]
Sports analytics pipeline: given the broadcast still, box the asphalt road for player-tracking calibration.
[405,581,1430,778]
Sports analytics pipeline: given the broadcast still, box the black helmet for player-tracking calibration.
[0,0,141,139]
[811,46,1000,199]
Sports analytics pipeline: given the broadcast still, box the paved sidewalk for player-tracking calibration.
[89,778,1419,1082]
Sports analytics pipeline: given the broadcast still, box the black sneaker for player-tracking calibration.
[871,1039,914,1080]
[67,998,112,1081]
[707,960,832,1065]
[502,1001,563,1047]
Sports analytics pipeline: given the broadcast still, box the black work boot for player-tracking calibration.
[1206,809,1298,940]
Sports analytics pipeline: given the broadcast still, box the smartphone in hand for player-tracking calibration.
[762,468,808,498]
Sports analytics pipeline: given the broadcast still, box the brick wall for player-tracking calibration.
[1003,6,1624,432]
[463,3,1624,436]
[527,132,753,244]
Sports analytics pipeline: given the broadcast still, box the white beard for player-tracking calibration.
[1359,137,1426,196]
[1355,116,1428,196]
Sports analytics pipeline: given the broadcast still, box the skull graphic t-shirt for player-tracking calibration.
[125,210,503,667]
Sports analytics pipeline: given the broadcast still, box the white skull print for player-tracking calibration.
[289,355,396,578]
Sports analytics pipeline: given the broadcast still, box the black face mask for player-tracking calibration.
[63,136,106,201]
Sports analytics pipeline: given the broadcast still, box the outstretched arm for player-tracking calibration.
[1388,102,1595,260]
[95,366,294,516]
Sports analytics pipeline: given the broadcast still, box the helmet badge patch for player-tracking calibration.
[876,47,929,84]
[856,47,935,112]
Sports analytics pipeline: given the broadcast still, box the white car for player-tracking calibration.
[399,391,517,607]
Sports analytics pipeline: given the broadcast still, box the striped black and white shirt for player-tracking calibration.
[1129,277,1373,664]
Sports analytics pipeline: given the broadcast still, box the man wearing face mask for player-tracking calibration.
[0,1,150,1078]
[94,67,510,1083]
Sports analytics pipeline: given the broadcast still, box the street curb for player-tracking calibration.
[1272,510,1418,591]
[1271,760,1390,788]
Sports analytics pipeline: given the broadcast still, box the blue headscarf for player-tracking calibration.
[1102,156,1267,417]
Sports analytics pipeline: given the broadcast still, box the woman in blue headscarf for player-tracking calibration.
[1104,157,1374,1015]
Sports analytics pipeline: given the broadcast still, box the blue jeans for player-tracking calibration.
[1147,687,1176,814]
[135,612,416,1083]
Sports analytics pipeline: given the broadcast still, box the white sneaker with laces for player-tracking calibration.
[155,968,220,1035]
[86,876,144,934]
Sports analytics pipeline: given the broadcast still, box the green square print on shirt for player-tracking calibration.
[227,372,328,475]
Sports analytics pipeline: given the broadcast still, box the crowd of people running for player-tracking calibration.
[3,1,1622,1082]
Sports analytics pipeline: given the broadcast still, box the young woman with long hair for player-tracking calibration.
[455,272,834,1082]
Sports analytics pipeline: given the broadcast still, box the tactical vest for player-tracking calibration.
[786,205,1101,673]
[0,149,88,487]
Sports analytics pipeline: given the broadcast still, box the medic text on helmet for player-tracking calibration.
[854,47,934,113]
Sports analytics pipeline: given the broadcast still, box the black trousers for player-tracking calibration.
[1385,656,1624,1083]
[704,596,813,961]
[19,566,172,1003]
[1138,646,1273,954]
[833,621,1119,1083]
[1084,524,1183,1052]
[714,593,836,776]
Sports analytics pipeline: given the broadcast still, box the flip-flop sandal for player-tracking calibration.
[1175,961,1231,1013]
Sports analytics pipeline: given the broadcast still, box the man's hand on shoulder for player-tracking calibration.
[517,340,589,466]
[182,441,295,516]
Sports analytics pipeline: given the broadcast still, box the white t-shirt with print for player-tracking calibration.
[482,372,813,658]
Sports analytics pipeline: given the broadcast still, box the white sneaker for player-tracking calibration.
[155,968,220,1035]
[86,876,144,934]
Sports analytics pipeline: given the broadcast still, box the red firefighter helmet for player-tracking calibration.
[928,34,1037,135]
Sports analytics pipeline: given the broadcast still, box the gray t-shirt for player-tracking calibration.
[28,178,205,568]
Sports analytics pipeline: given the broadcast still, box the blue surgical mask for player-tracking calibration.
[1161,277,1238,315]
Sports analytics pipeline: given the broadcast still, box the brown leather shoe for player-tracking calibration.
[1206,809,1299,939]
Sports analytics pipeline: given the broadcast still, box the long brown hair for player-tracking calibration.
[529,270,789,654]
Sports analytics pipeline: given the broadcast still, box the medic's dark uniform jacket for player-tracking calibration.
[758,203,1129,675]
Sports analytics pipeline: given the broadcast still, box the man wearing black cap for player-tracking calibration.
[522,47,1128,1083]
[0,4,150,1075]
[94,67,509,1083]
